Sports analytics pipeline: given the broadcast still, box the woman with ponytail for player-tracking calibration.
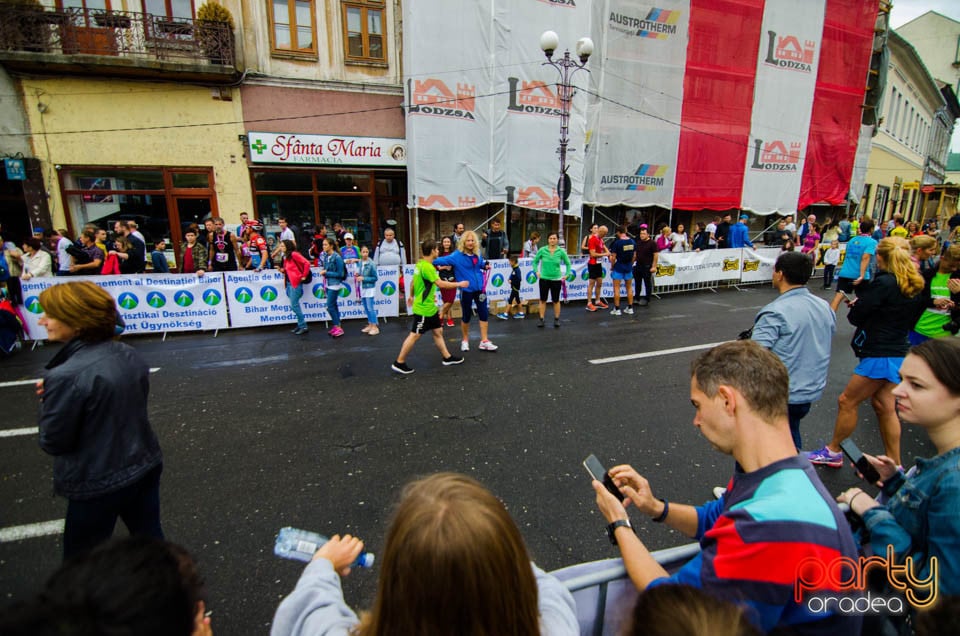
[808,238,924,468]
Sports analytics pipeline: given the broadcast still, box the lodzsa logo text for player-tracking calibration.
[507,79,561,117]
[763,32,816,73]
[750,139,801,172]
[407,79,476,120]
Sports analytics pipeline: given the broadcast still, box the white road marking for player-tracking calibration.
[589,341,730,365]
[0,519,64,542]
[0,367,160,389]
[0,427,39,438]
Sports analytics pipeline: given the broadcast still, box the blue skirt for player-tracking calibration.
[854,357,904,384]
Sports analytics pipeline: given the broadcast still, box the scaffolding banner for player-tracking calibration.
[739,0,824,215]
[584,0,690,209]
[404,0,878,215]
[403,0,588,215]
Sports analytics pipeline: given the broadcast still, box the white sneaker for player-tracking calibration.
[479,340,498,351]
[624,306,634,315]
[460,340,469,352]
[713,486,727,500]
[610,308,622,316]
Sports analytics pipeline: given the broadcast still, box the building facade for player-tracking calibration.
[860,31,956,223]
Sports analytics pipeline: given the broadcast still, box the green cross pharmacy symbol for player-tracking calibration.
[250,138,267,154]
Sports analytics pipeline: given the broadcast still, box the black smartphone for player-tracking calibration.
[839,439,881,484]
[583,454,625,502]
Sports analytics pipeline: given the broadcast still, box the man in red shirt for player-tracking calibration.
[586,225,610,311]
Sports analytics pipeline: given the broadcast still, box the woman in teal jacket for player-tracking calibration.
[531,232,572,328]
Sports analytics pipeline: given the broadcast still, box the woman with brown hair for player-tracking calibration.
[36,281,164,559]
[271,472,577,635]
[808,238,924,468]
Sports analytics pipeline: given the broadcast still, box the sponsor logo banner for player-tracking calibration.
[21,274,228,340]
[654,249,743,285]
[224,269,399,328]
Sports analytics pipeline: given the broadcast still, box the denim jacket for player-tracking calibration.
[360,260,378,289]
[862,446,960,596]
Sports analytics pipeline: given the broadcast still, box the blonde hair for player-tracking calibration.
[910,235,936,252]
[39,281,118,341]
[457,230,480,256]
[877,238,923,298]
[356,473,539,636]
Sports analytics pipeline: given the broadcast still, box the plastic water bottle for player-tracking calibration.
[274,527,375,568]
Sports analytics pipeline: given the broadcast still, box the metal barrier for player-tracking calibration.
[551,542,702,636]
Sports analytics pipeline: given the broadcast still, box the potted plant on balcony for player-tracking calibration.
[196,1,234,65]
[1,0,51,53]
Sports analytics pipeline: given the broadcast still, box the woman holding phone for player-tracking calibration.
[837,338,960,597]
[808,238,924,468]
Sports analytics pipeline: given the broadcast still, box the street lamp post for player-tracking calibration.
[539,30,593,248]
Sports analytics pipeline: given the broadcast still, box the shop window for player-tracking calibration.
[316,172,370,192]
[319,196,372,246]
[172,172,210,188]
[342,1,385,63]
[270,0,316,56]
[256,194,315,241]
[254,171,312,191]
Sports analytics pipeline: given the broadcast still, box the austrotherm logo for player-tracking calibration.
[610,8,681,39]
[117,292,138,310]
[601,164,669,192]
[174,291,194,307]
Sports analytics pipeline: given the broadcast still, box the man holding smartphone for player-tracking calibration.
[591,341,861,635]
[751,251,835,450]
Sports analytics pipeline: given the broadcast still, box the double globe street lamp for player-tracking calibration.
[539,30,594,247]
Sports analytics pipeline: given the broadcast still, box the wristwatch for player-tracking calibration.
[606,519,633,545]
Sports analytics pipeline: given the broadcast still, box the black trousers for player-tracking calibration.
[63,463,164,560]
[634,266,653,300]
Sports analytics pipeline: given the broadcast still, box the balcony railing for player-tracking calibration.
[0,5,234,68]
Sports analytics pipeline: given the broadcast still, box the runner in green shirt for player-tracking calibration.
[531,232,572,328]
[392,239,469,375]
[911,246,960,343]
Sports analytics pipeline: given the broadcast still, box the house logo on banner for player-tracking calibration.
[506,79,561,117]
[600,164,669,191]
[750,140,802,172]
[763,33,815,73]
[407,79,476,120]
[610,9,681,39]
[511,186,557,209]
[417,194,477,209]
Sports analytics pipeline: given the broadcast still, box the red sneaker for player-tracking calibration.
[585,303,597,312]
[595,299,609,309]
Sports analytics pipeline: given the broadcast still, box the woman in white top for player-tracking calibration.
[670,224,689,253]
[21,238,52,279]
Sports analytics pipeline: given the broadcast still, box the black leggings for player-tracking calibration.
[539,279,562,303]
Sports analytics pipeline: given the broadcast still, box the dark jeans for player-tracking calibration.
[634,266,653,300]
[63,463,164,560]
[823,265,836,289]
[788,402,812,451]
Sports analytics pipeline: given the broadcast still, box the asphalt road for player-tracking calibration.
[0,284,934,634]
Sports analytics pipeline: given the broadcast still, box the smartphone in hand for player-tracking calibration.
[839,439,881,484]
[583,454,625,502]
